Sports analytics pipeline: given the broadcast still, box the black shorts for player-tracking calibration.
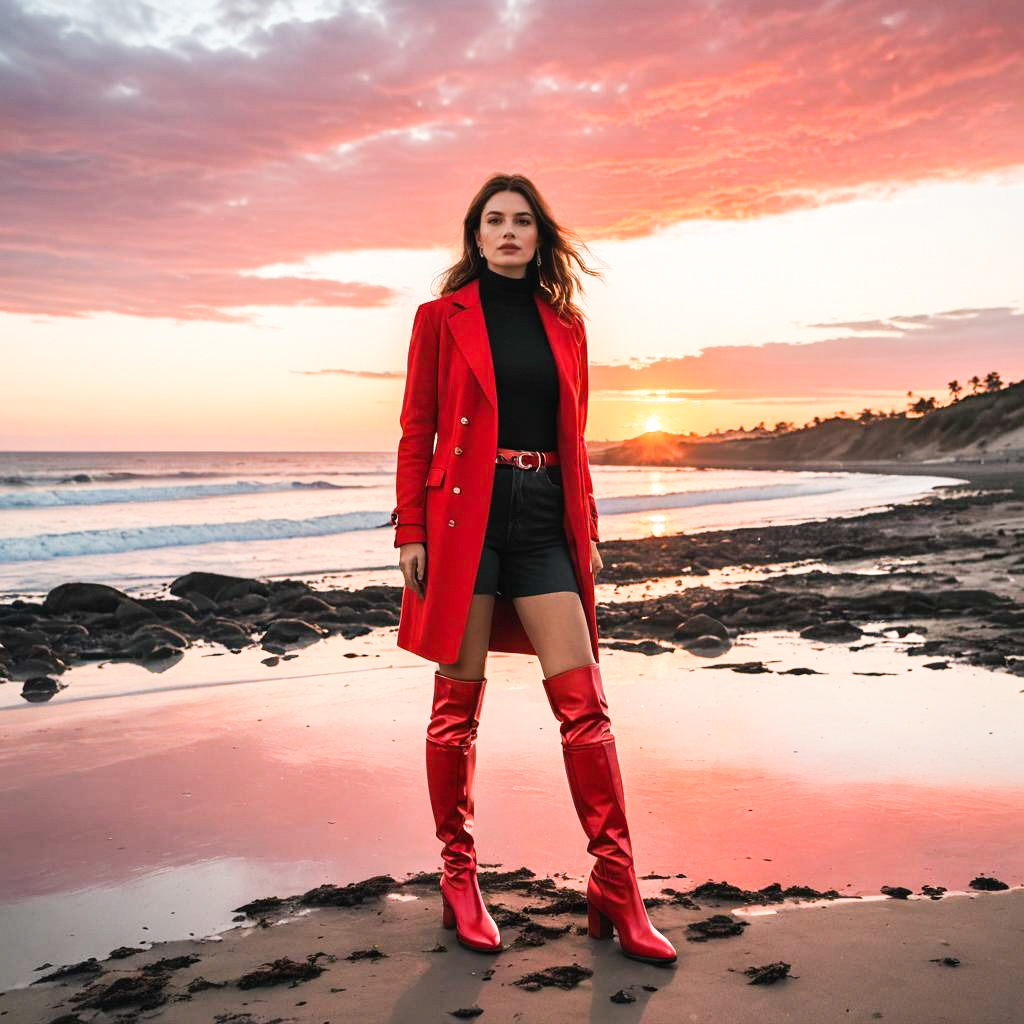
[472,462,580,599]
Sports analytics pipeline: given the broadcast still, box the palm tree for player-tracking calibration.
[948,380,962,402]
[968,375,982,394]
[984,371,1003,392]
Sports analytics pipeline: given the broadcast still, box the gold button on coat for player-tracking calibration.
[448,519,456,527]
[454,446,463,455]
[460,416,469,424]
[453,486,461,494]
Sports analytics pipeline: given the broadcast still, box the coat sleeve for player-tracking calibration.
[391,302,439,547]
[577,317,600,543]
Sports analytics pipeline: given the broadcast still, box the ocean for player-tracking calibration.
[0,451,969,600]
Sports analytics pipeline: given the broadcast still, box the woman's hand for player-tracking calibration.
[589,538,603,578]
[399,542,427,599]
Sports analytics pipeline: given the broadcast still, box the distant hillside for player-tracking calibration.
[592,380,1024,468]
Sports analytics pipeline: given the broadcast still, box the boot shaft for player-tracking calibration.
[425,671,487,876]
[541,661,611,746]
[542,662,634,870]
[427,670,486,746]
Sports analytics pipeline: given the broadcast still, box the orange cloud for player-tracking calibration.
[1,0,1021,319]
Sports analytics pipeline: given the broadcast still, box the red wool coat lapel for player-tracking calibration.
[391,276,600,665]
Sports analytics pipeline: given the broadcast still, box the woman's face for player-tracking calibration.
[475,190,539,276]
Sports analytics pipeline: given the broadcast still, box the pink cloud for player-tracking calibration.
[588,307,1024,399]
[1,0,1021,320]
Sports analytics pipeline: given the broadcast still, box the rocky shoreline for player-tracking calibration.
[595,484,1024,675]
[3,471,1023,702]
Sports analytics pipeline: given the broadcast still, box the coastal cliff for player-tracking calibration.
[592,379,1024,468]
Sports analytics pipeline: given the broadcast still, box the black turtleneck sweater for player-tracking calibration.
[477,263,560,451]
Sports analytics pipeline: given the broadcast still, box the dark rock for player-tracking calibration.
[283,595,335,615]
[170,572,269,604]
[299,874,397,907]
[229,593,268,614]
[204,617,251,640]
[44,583,130,614]
[128,624,189,649]
[22,676,66,700]
[187,975,228,991]
[107,946,143,959]
[237,954,327,987]
[969,875,1009,891]
[233,896,284,916]
[32,958,104,984]
[700,661,770,673]
[880,885,912,899]
[114,599,157,625]
[675,613,730,640]
[261,618,324,647]
[346,947,386,961]
[13,654,67,677]
[511,921,572,947]
[685,914,749,941]
[489,904,532,928]
[799,619,863,642]
[683,879,842,905]
[141,953,200,973]
[933,589,1006,611]
[522,889,589,915]
[599,639,673,655]
[513,964,594,991]
[70,970,170,1011]
[742,960,792,984]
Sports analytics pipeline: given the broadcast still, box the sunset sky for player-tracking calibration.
[2,0,1022,451]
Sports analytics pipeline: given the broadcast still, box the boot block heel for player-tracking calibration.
[441,891,455,930]
[587,900,614,939]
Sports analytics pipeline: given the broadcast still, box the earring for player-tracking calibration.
[479,245,484,257]
[536,248,542,267]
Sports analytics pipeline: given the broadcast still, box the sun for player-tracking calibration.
[645,413,662,433]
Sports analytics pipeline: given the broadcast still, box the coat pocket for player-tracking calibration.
[426,463,447,487]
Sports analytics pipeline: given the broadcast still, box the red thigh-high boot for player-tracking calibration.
[425,670,502,953]
[542,662,677,966]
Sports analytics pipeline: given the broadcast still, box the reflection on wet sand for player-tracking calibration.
[1,621,1022,990]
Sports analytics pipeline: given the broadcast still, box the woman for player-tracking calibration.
[391,173,676,966]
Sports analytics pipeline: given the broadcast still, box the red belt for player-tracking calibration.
[495,447,559,470]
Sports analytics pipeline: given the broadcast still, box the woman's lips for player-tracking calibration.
[499,246,519,251]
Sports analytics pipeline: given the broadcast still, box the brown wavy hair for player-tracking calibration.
[434,172,602,330]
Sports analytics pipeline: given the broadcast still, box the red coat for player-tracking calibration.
[390,275,600,665]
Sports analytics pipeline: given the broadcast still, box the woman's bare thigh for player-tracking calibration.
[512,591,594,678]
[437,593,496,680]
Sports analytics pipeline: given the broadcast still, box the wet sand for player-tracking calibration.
[3,876,1021,1023]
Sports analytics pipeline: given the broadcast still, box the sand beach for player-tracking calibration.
[1,457,1022,1022]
